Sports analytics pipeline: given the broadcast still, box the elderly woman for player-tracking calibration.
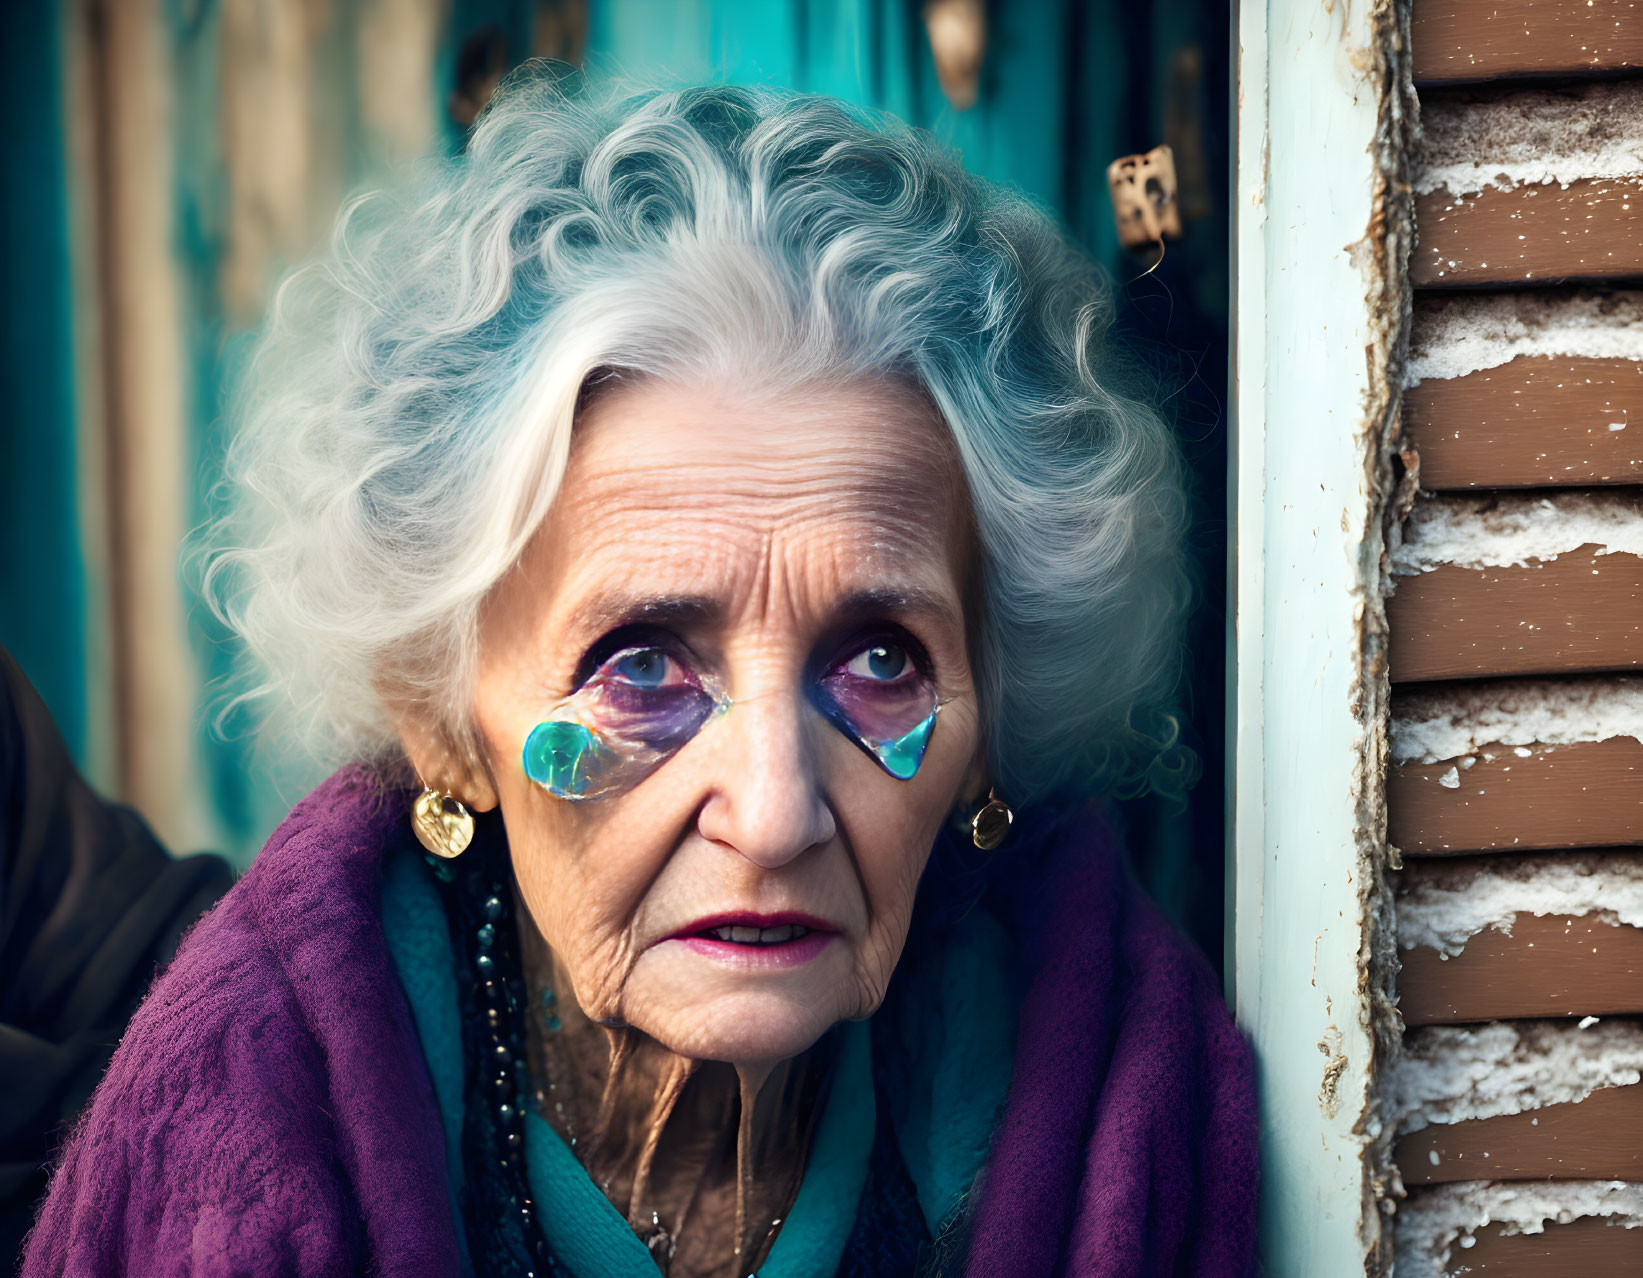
[25,73,1254,1277]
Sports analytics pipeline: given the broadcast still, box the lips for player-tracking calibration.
[666,912,840,968]
[668,911,838,943]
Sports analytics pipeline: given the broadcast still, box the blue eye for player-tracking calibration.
[816,636,939,781]
[845,643,909,682]
[611,648,671,687]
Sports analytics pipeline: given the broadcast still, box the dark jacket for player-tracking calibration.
[0,651,232,1263]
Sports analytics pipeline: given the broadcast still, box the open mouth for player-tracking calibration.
[698,923,813,945]
[670,913,839,967]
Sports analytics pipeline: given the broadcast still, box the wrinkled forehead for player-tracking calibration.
[532,375,975,623]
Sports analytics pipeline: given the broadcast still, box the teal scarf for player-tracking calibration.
[381,845,1012,1278]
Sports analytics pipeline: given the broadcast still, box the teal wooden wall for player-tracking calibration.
[1,1,1229,966]
[1,1,88,765]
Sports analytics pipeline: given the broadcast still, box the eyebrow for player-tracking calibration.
[832,585,965,632]
[566,593,725,640]
[565,584,963,644]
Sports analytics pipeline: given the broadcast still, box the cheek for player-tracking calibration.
[494,771,675,1019]
[851,836,934,1006]
[854,812,936,935]
[844,790,963,980]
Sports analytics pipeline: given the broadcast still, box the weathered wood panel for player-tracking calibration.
[1398,1082,1643,1184]
[1413,179,1643,287]
[1398,37,1643,1270]
[1400,913,1643,1024]
[1404,355,1643,490]
[1442,1213,1643,1275]
[1389,548,1643,681]
[1389,737,1643,854]
[1413,0,1643,84]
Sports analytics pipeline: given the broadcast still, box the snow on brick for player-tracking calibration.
[1417,81,1643,197]
[1391,677,1643,764]
[1391,491,1643,575]
[1406,290,1643,385]
[1396,852,1643,956]
[1396,1181,1643,1278]
[1391,1020,1643,1134]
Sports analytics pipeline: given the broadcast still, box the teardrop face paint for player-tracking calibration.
[522,635,947,799]
[812,638,944,780]
[522,643,729,800]
[522,720,610,797]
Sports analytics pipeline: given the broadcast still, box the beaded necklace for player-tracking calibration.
[423,817,566,1276]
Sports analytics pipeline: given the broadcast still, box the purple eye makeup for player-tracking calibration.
[523,643,728,800]
[521,631,947,800]
[811,638,942,780]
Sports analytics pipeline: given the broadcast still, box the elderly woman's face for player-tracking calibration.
[469,376,982,1066]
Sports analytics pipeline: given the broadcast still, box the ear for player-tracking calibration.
[391,707,501,813]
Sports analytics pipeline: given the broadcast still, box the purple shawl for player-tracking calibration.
[24,769,1256,1276]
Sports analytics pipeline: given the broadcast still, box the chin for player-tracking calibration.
[657,995,836,1064]
[624,942,863,1065]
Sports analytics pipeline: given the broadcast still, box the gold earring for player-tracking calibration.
[412,788,474,859]
[970,788,1013,850]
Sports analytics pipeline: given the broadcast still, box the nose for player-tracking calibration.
[694,692,837,869]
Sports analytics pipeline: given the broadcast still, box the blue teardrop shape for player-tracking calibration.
[523,720,605,798]
[869,709,938,780]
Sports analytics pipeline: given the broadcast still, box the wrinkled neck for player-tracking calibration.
[517,912,829,1276]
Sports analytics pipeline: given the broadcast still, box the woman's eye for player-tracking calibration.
[600,647,686,689]
[814,635,939,781]
[844,642,910,682]
[528,640,719,799]
[612,648,670,686]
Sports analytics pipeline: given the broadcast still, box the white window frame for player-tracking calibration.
[1230,2,1407,1273]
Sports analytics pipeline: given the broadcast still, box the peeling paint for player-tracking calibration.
[1383,37,1643,1273]
[1353,2,1416,1272]
[1320,1026,1350,1117]
[1391,676,1643,764]
[1233,2,1418,1270]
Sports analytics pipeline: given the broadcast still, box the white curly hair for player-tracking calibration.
[205,67,1189,805]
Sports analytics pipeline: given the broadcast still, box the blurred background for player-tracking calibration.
[0,0,1230,962]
